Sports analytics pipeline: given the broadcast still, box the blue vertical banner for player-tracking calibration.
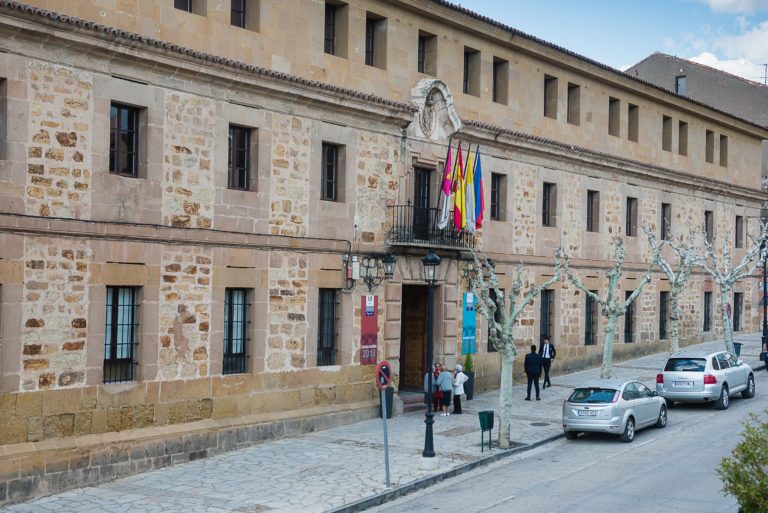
[462,292,477,355]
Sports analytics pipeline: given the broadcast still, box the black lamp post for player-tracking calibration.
[422,250,440,458]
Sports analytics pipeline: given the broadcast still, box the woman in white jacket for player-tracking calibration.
[452,364,469,414]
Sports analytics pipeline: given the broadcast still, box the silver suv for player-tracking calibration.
[656,350,755,409]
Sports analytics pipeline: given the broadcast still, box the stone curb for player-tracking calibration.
[326,432,564,513]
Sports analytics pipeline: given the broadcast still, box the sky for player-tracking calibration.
[457,0,768,84]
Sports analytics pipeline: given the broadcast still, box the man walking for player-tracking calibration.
[524,344,542,401]
[539,336,556,388]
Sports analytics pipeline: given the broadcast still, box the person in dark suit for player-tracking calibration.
[539,336,556,388]
[524,344,543,401]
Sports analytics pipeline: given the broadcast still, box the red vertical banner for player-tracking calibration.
[361,295,378,365]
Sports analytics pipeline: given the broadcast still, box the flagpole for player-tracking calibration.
[436,137,452,218]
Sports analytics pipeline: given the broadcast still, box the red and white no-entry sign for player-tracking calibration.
[375,361,392,391]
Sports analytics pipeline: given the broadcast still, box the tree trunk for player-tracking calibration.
[497,350,515,448]
[601,312,619,378]
[669,291,681,354]
[720,288,735,354]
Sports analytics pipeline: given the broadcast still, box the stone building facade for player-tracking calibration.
[1,0,767,503]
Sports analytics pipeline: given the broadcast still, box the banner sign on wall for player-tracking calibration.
[462,292,476,355]
[361,295,378,365]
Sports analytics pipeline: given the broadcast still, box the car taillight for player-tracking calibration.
[704,375,717,384]
[656,374,664,384]
[612,391,620,403]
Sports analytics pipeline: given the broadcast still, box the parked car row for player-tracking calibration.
[562,349,757,443]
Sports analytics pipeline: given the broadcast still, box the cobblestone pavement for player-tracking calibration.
[3,333,765,513]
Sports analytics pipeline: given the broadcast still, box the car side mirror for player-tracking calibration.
[652,391,658,397]
[737,359,743,366]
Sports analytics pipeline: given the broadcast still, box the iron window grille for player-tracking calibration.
[322,143,339,201]
[624,291,634,343]
[365,18,375,66]
[109,103,139,177]
[703,291,712,332]
[659,291,669,340]
[539,289,554,344]
[463,50,470,94]
[224,288,250,374]
[587,190,599,232]
[417,36,426,73]
[104,286,139,383]
[661,203,672,240]
[228,125,250,190]
[626,197,638,236]
[317,288,338,366]
[542,182,555,226]
[231,0,246,27]
[324,4,336,55]
[585,291,597,346]
[490,173,501,220]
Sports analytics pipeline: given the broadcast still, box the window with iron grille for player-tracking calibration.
[626,197,638,237]
[488,288,503,353]
[228,125,250,190]
[661,203,672,240]
[624,290,634,343]
[321,143,339,201]
[365,18,375,66]
[735,216,744,248]
[490,173,501,221]
[175,0,193,12]
[703,291,712,332]
[324,3,336,55]
[705,210,714,243]
[231,0,246,27]
[317,288,338,366]
[587,190,599,232]
[733,292,743,332]
[224,288,250,374]
[585,291,597,346]
[659,291,669,340]
[104,286,138,383]
[110,103,139,177]
[542,182,556,227]
[539,289,554,344]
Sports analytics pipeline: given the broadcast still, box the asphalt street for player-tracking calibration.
[370,368,768,513]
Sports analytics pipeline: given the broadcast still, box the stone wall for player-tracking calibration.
[269,114,310,237]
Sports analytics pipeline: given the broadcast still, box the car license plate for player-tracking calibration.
[577,410,598,416]
[674,381,692,388]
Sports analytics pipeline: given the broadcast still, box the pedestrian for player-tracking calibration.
[423,364,438,411]
[539,335,556,388]
[436,364,453,416]
[452,364,468,414]
[524,344,542,401]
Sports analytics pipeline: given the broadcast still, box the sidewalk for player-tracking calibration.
[4,333,766,513]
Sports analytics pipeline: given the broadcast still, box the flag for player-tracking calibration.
[465,145,476,234]
[437,142,454,229]
[474,148,484,229]
[453,145,464,231]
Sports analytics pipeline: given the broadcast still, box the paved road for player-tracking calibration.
[370,369,768,513]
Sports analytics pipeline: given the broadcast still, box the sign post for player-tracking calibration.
[375,361,392,488]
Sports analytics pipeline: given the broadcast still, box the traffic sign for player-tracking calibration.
[376,361,392,391]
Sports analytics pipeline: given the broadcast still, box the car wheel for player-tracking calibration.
[655,405,667,428]
[564,431,578,440]
[714,384,729,410]
[741,374,755,399]
[619,417,635,443]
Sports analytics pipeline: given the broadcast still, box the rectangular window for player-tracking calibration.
[492,58,508,104]
[324,3,336,55]
[175,0,205,15]
[175,0,192,12]
[705,130,714,163]
[608,97,620,137]
[735,216,744,248]
[539,289,554,344]
[567,83,580,125]
[544,75,558,119]
[678,121,688,156]
[542,182,556,227]
[228,125,251,190]
[733,292,743,332]
[104,286,138,383]
[703,291,712,332]
[109,103,139,177]
[463,47,480,96]
[365,18,375,66]
[586,190,599,232]
[490,172,502,221]
[585,291,597,346]
[624,290,634,343]
[231,0,258,30]
[662,115,672,151]
[628,103,639,142]
[231,0,246,27]
[488,288,502,353]
[705,210,714,244]
[317,288,338,366]
[321,143,340,201]
[661,203,672,241]
[417,31,436,75]
[659,291,669,340]
[412,167,432,239]
[0,79,7,162]
[675,76,686,95]
[364,14,386,69]
[720,135,728,167]
[626,197,638,237]
[324,2,347,57]
[224,288,249,374]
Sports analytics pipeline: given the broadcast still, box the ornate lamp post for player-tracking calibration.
[359,253,397,293]
[422,250,440,459]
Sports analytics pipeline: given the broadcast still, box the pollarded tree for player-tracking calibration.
[644,225,705,354]
[695,223,768,355]
[558,236,660,379]
[467,249,561,448]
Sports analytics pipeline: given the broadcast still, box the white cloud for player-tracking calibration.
[689,51,765,82]
[696,0,768,13]
[714,20,768,63]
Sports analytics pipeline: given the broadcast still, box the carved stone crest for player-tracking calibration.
[419,92,437,138]
[410,79,462,141]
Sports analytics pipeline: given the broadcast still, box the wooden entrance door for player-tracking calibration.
[399,285,428,391]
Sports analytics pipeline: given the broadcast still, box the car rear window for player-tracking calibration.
[567,388,618,404]
[664,358,706,372]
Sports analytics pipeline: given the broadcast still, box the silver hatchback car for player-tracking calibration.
[656,350,756,409]
[562,379,667,443]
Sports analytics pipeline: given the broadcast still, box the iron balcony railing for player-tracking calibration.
[388,202,475,249]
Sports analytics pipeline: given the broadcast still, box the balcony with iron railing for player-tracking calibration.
[388,202,475,250]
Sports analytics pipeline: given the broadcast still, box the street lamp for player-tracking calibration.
[422,250,440,459]
[359,253,397,293]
